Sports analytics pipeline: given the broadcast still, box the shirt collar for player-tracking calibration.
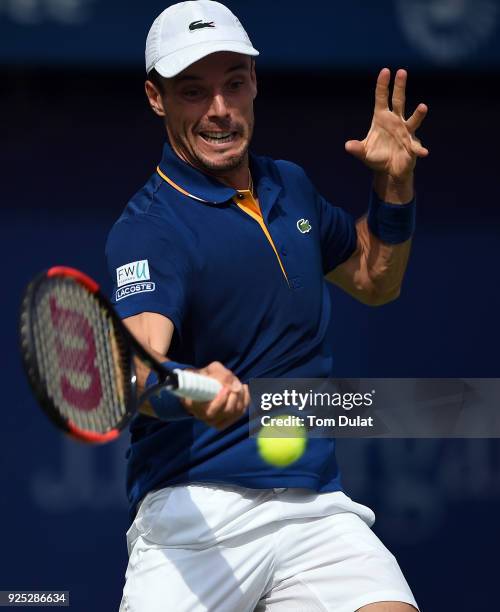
[157,140,282,208]
[157,140,237,205]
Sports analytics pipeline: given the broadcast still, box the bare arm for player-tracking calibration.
[328,68,428,305]
[123,312,249,428]
[327,172,414,306]
[123,312,175,417]
[327,215,411,306]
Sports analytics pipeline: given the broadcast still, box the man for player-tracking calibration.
[106,1,428,610]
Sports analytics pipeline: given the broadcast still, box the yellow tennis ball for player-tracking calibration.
[257,414,307,467]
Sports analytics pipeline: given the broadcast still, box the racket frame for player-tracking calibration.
[20,266,180,443]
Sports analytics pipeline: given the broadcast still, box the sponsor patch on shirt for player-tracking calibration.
[116,259,150,287]
[116,282,156,301]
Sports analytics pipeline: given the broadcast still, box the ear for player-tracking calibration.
[145,80,166,117]
[250,60,257,100]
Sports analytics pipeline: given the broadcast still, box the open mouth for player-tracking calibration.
[199,131,238,145]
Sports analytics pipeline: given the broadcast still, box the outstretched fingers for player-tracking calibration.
[392,69,407,116]
[374,67,391,111]
[411,136,429,158]
[406,103,428,133]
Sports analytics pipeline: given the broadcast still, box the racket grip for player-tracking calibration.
[173,370,222,402]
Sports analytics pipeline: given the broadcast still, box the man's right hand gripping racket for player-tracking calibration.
[19,267,222,444]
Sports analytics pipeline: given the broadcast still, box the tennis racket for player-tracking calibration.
[19,266,222,444]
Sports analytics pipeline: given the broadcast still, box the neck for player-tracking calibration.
[169,139,250,191]
[210,161,250,191]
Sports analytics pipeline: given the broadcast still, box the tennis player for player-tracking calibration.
[106,2,428,610]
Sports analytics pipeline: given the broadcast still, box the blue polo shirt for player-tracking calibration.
[105,141,357,516]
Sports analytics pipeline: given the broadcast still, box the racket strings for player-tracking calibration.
[30,278,129,433]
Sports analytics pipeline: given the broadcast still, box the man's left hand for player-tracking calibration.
[345,68,429,183]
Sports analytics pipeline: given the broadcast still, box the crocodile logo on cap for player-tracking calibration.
[189,20,215,31]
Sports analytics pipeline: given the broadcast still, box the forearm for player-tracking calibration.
[327,177,416,305]
[362,171,415,301]
[123,312,175,417]
[357,216,412,304]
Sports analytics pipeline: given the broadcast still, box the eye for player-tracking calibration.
[229,80,244,91]
[183,88,203,100]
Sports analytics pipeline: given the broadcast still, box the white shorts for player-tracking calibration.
[120,485,419,612]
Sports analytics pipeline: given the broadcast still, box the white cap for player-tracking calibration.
[146,1,259,78]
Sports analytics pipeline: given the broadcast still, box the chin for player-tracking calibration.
[196,146,248,173]
[202,157,244,172]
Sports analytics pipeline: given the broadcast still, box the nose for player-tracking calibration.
[208,93,230,119]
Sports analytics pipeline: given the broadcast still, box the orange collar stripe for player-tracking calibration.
[157,166,208,203]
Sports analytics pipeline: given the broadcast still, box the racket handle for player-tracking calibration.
[173,370,222,402]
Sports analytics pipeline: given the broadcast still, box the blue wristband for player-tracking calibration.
[367,190,416,244]
[145,361,194,421]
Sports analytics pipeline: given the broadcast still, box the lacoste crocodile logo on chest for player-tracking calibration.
[297,219,312,233]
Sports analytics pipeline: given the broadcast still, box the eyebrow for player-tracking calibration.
[175,63,249,83]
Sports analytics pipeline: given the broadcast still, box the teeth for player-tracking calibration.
[203,132,232,139]
[200,131,235,145]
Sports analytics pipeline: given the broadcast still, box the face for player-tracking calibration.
[147,52,257,177]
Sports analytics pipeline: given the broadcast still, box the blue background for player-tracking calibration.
[2,1,500,610]
[1,0,500,69]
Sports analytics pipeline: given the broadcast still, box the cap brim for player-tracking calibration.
[153,41,259,78]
